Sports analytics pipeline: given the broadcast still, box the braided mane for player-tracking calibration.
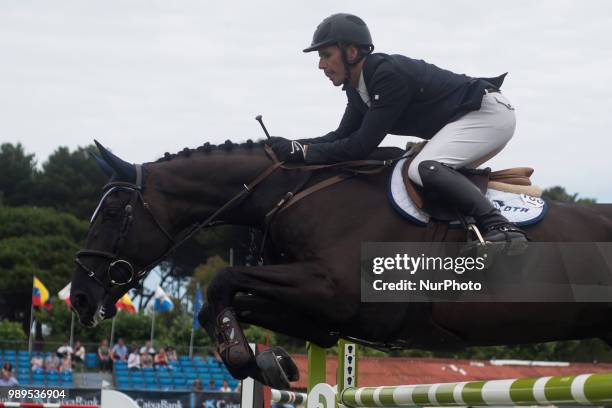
[155,139,266,162]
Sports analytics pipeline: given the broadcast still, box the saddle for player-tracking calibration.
[402,142,542,223]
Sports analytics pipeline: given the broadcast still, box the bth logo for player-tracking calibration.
[492,199,528,213]
[493,200,505,209]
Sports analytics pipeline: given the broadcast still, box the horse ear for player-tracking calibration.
[89,152,115,178]
[94,140,136,181]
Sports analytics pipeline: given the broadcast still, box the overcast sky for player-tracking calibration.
[1,0,611,201]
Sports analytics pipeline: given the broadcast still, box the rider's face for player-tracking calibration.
[318,46,346,87]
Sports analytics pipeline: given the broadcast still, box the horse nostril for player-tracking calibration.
[72,293,89,310]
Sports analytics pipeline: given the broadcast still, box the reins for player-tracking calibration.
[77,144,409,289]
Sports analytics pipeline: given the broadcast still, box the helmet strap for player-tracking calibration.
[339,42,365,86]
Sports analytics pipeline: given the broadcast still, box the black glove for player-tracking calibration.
[266,137,307,163]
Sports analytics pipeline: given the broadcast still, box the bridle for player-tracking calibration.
[75,150,283,292]
[75,145,406,293]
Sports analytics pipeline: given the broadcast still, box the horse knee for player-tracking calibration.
[206,268,235,307]
[197,302,217,341]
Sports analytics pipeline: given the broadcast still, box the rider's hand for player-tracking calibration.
[266,137,307,163]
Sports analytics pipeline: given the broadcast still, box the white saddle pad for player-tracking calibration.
[389,158,548,226]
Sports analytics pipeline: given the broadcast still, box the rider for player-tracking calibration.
[267,13,527,243]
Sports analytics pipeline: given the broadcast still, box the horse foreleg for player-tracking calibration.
[233,293,340,348]
[199,262,341,388]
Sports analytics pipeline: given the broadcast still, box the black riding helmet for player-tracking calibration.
[303,13,374,55]
[304,13,374,84]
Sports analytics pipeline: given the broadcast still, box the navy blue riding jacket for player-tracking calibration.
[304,53,506,164]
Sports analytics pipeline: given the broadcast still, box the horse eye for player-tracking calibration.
[104,207,120,217]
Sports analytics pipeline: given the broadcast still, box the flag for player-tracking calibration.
[192,285,203,329]
[152,286,174,313]
[116,293,137,313]
[32,277,51,310]
[57,282,71,306]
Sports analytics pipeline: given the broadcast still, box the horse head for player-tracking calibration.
[70,139,293,327]
[70,141,174,327]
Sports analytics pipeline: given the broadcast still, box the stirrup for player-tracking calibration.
[466,223,528,259]
[467,224,486,245]
[463,224,504,266]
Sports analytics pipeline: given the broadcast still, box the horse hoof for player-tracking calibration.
[255,347,299,390]
[269,346,299,382]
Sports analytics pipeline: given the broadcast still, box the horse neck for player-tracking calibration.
[145,148,299,233]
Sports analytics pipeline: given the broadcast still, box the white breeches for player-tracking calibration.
[407,91,517,186]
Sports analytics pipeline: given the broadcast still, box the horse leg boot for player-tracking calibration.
[199,280,298,389]
[198,303,254,370]
[418,160,528,245]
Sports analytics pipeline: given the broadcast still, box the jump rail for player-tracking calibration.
[306,342,612,408]
[271,389,307,405]
[340,373,612,407]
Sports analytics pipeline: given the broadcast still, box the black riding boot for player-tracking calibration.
[418,160,528,243]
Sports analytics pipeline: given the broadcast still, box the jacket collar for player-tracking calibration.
[363,53,387,85]
[342,53,387,91]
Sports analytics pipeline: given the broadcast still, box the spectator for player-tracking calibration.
[219,380,232,392]
[139,341,155,356]
[166,346,178,362]
[0,363,18,386]
[73,341,86,364]
[59,356,72,373]
[127,345,141,370]
[45,353,60,372]
[56,341,73,360]
[30,355,43,371]
[154,348,169,367]
[111,338,128,361]
[98,339,112,372]
[234,382,242,393]
[191,378,207,408]
[206,379,216,391]
[140,351,153,369]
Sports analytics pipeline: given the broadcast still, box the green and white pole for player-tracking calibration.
[337,340,357,395]
[271,389,307,405]
[307,342,334,408]
[307,341,358,408]
[339,373,612,407]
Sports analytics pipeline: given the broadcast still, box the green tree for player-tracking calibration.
[0,143,37,206]
[34,145,108,220]
[0,206,87,326]
[0,206,88,295]
[0,319,27,341]
[542,186,597,204]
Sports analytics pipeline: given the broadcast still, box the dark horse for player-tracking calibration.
[71,140,612,389]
